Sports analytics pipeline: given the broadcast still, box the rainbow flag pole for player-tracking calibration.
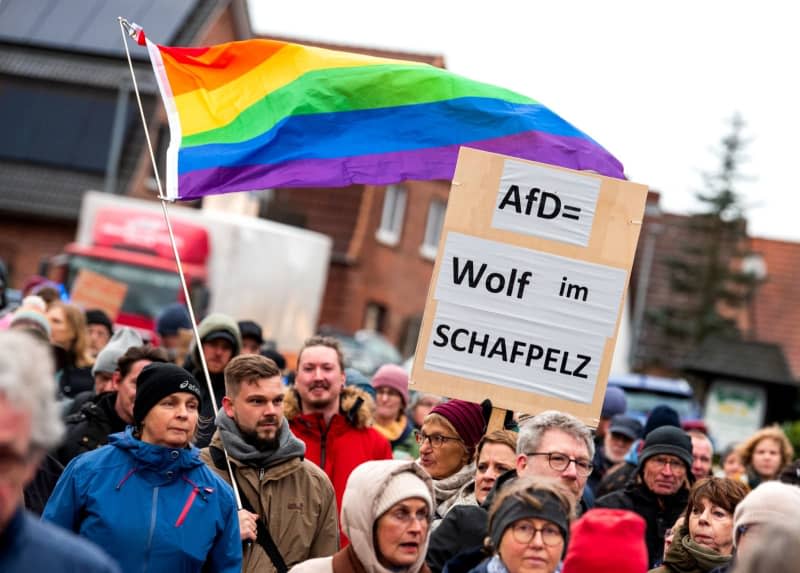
[140,26,625,201]
[117,17,245,514]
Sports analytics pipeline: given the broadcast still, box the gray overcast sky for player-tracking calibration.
[249,1,799,241]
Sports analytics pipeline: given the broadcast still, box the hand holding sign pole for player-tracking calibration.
[410,148,647,428]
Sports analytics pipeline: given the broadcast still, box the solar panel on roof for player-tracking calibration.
[0,77,133,173]
[0,0,199,59]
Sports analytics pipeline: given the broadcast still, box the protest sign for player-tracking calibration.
[411,148,648,427]
[70,268,128,321]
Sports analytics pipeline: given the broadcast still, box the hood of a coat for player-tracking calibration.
[189,312,242,366]
[285,384,376,429]
[342,460,434,573]
[109,427,205,477]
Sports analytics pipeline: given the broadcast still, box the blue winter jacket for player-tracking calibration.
[43,428,242,573]
[1,507,120,573]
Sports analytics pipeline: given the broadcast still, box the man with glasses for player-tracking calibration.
[426,409,593,573]
[515,410,596,514]
[0,331,120,571]
[595,425,694,568]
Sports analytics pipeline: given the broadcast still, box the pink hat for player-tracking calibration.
[561,509,648,573]
[371,364,410,407]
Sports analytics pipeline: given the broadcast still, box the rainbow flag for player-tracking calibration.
[145,37,624,200]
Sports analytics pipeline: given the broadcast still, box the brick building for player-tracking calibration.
[744,237,800,378]
[629,191,800,382]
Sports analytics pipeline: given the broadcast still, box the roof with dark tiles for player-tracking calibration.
[682,336,795,386]
[0,0,240,221]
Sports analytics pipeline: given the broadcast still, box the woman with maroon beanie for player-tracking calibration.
[416,398,486,525]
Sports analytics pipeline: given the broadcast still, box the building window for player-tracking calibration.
[364,302,387,332]
[376,185,407,246]
[420,199,446,260]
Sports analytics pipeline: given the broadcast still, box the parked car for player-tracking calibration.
[318,327,402,376]
[608,373,702,426]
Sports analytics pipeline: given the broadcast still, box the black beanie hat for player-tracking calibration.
[643,405,680,437]
[85,309,113,335]
[638,426,693,475]
[133,363,203,424]
[490,489,570,557]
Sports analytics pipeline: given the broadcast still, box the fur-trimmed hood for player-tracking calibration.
[285,384,376,429]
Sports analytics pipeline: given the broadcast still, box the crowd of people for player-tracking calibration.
[1,290,800,573]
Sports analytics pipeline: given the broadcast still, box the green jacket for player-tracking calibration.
[648,524,732,573]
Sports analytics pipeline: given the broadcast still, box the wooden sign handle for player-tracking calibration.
[487,407,507,433]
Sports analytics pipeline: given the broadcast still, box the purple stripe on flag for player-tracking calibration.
[176,130,624,200]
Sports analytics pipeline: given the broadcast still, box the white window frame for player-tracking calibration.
[419,199,446,260]
[375,184,407,246]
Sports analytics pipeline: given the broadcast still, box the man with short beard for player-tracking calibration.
[285,335,392,544]
[201,354,338,573]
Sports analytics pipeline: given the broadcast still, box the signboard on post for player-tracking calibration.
[70,269,128,322]
[411,148,648,427]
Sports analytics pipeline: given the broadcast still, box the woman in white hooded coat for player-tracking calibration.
[291,459,434,573]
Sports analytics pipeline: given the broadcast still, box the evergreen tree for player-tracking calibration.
[650,113,760,345]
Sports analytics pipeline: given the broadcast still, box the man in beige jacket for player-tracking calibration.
[202,354,338,573]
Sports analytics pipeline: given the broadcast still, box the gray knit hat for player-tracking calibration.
[733,481,800,547]
[92,327,143,376]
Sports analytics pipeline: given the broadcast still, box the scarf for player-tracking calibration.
[661,524,732,573]
[374,416,408,442]
[432,462,476,518]
[216,409,305,469]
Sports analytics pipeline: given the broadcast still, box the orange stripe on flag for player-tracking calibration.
[159,40,289,97]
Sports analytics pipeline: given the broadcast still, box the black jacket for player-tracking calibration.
[23,454,63,515]
[595,480,690,568]
[427,469,517,573]
[55,391,127,466]
[595,460,638,497]
[193,369,226,449]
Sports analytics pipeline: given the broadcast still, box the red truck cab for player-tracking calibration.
[52,206,210,338]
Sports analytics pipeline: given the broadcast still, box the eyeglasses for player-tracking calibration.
[387,506,431,526]
[415,430,464,449]
[510,521,563,546]
[648,456,687,473]
[524,452,594,477]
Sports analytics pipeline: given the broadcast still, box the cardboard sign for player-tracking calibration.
[411,148,648,427]
[70,269,128,321]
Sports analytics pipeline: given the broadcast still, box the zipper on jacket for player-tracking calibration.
[319,416,330,469]
[144,486,159,573]
[175,487,198,527]
[259,467,265,481]
[175,476,206,527]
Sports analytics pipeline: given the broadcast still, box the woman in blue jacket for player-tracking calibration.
[43,363,242,573]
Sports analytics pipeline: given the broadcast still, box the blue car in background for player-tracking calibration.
[608,373,702,427]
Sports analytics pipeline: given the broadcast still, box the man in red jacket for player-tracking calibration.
[285,335,392,543]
